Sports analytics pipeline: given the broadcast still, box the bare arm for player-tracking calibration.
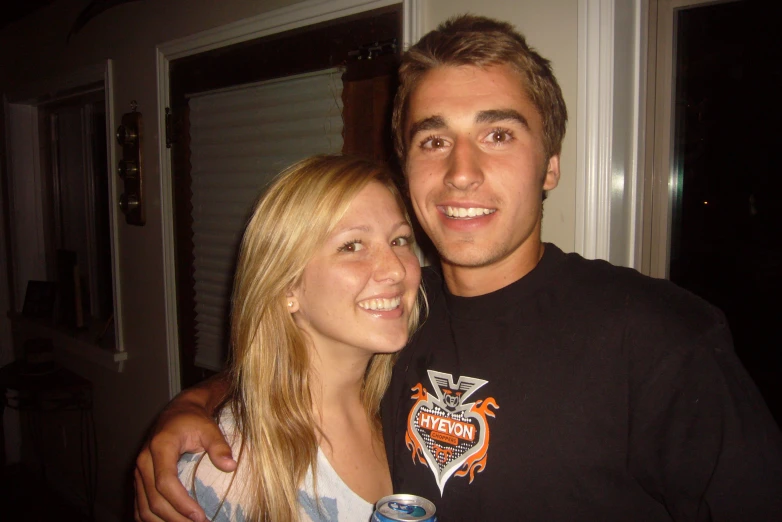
[134,373,233,522]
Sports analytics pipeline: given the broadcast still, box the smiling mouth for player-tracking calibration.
[358,297,401,311]
[443,206,496,219]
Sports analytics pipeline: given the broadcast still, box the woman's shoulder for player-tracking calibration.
[177,410,250,522]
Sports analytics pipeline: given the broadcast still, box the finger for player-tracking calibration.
[154,418,236,473]
[137,450,200,522]
[201,428,237,473]
[133,472,142,522]
[134,467,172,522]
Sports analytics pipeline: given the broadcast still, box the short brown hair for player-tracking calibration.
[392,14,568,163]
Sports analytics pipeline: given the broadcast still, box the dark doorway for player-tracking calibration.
[668,0,781,425]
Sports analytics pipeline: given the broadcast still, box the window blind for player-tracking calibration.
[188,69,344,371]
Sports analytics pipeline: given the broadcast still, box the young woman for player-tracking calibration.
[175,155,424,522]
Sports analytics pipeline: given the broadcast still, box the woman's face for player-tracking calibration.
[290,181,421,361]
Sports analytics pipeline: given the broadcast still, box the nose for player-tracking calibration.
[444,137,484,191]
[374,244,406,283]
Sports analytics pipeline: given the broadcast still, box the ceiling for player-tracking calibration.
[0,0,57,30]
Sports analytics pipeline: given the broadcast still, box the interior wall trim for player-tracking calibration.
[160,0,402,61]
[576,0,615,262]
[576,0,645,268]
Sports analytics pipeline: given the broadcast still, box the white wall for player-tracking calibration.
[0,152,10,367]
[6,104,48,305]
[424,0,579,252]
[0,101,20,465]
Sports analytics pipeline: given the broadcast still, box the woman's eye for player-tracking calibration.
[339,240,364,253]
[392,235,412,247]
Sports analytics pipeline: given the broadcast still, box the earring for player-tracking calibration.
[287,301,293,308]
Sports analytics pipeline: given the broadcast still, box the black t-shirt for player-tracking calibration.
[382,244,782,521]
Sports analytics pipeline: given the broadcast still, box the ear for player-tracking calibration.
[284,291,300,313]
[543,155,561,191]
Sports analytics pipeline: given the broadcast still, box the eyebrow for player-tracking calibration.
[407,109,530,144]
[407,115,446,144]
[333,221,411,236]
[475,109,530,129]
[335,225,371,235]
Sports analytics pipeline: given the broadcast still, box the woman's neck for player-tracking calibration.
[308,343,372,418]
[305,342,392,504]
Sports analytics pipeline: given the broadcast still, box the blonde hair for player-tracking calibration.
[222,155,424,522]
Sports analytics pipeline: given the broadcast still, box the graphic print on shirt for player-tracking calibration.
[405,370,499,494]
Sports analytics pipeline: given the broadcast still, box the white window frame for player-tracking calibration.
[641,0,728,279]
[575,0,647,269]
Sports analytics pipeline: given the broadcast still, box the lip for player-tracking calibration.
[438,199,495,209]
[437,200,496,211]
[358,291,403,301]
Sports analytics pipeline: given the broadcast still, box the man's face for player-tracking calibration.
[404,64,560,284]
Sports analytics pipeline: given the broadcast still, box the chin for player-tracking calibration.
[371,335,409,354]
[439,247,500,269]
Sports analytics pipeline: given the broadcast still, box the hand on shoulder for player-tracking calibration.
[134,376,235,522]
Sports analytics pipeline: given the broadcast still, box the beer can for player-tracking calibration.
[371,494,437,522]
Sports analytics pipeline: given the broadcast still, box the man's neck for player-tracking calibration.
[442,240,546,297]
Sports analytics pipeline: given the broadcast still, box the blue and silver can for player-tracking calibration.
[371,494,437,522]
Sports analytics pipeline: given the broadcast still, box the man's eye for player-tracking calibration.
[487,129,513,144]
[338,240,364,253]
[421,136,447,150]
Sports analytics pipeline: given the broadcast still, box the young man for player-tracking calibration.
[135,15,782,522]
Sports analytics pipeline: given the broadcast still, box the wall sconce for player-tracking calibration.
[116,101,144,225]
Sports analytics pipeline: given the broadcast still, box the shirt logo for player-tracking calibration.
[405,370,499,494]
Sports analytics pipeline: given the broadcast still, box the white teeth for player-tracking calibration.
[359,297,401,311]
[445,206,495,218]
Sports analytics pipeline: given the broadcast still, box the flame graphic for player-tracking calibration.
[405,384,429,466]
[454,398,498,483]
